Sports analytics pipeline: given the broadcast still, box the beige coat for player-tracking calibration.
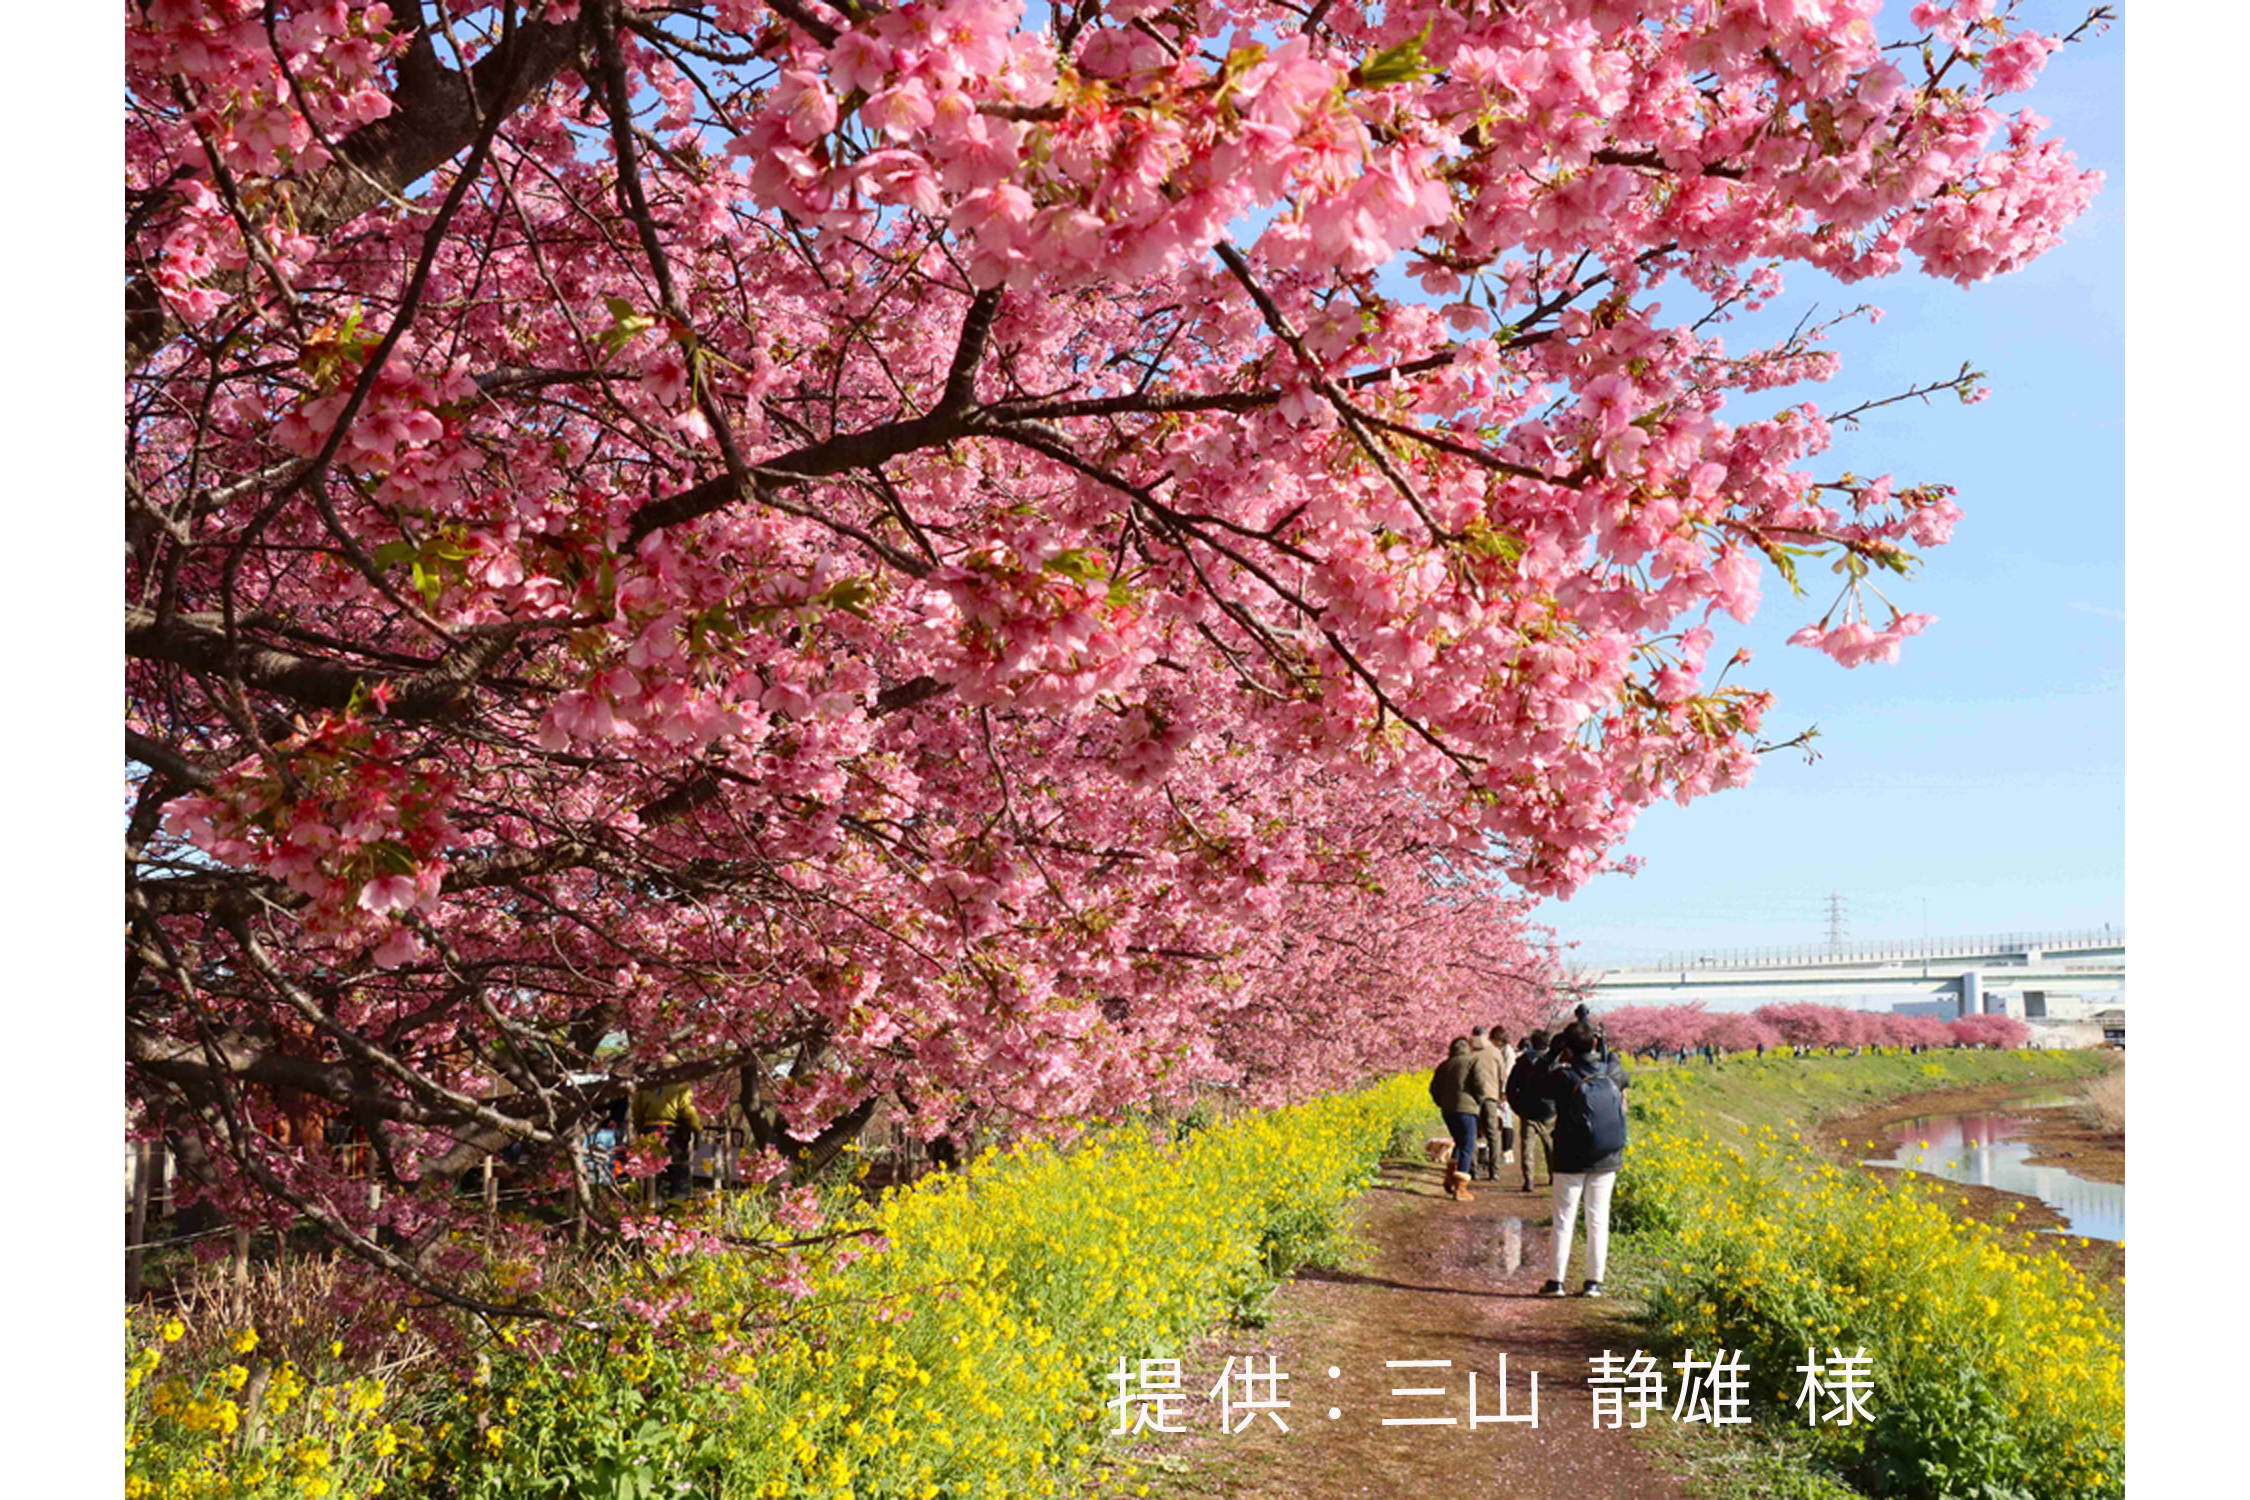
[1467,1042,1506,1100]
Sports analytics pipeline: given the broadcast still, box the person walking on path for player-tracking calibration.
[634,1062,702,1199]
[1505,1030,1558,1191]
[1428,1037,1485,1202]
[1468,1026,1514,1181]
[1533,1022,1630,1298]
[1573,1000,1606,1050]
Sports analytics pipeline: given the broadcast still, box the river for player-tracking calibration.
[1860,1100,2123,1243]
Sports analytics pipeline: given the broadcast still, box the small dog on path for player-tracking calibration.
[1423,1137,1455,1166]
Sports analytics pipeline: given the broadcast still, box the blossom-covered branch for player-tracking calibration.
[125,0,2103,1313]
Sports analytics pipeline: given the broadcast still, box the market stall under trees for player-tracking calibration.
[123,0,2104,1313]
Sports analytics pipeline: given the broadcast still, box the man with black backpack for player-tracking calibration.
[1531,1021,1630,1298]
[1503,1029,1557,1192]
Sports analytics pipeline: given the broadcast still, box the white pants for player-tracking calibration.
[1550,1169,1617,1284]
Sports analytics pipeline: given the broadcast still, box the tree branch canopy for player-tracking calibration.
[127,10,587,371]
[124,0,2100,1310]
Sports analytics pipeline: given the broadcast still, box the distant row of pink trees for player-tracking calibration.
[1587,1001,2032,1053]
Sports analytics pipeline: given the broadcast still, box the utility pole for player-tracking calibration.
[1824,892,1849,953]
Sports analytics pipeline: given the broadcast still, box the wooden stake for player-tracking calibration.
[126,1139,152,1303]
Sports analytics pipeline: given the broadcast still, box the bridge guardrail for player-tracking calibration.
[1625,928,2123,974]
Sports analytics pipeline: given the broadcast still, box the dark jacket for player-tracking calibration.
[1536,1051,1630,1174]
[1504,1048,1557,1122]
[1428,1051,1486,1115]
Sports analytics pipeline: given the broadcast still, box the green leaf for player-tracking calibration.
[1458,519,1523,565]
[685,603,738,653]
[599,295,658,358]
[1353,30,1433,90]
[1041,548,1106,584]
[367,840,417,877]
[1216,41,1269,103]
[815,575,879,619]
[372,539,417,571]
[1762,543,1804,596]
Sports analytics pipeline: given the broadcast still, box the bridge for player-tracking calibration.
[1586,928,2124,1017]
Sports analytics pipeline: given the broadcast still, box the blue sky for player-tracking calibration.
[1537,15,2125,967]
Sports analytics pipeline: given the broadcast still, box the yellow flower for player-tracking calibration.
[231,1328,259,1355]
[161,1319,185,1343]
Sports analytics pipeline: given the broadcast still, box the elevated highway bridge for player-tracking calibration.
[1587,929,2124,1016]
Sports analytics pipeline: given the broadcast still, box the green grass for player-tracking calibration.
[1622,1047,2110,1146]
[1641,1419,1873,1500]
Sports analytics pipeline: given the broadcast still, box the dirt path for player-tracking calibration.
[1123,1067,2122,1496]
[1128,1162,1689,1500]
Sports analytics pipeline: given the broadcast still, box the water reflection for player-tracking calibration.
[1860,1109,2122,1243]
[1474,1216,1527,1275]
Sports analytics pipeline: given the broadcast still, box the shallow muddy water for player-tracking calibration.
[1464,1215,1531,1276]
[1861,1106,2123,1242]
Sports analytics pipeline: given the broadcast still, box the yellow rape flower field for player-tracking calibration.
[125,1051,2120,1498]
[1616,1051,2121,1499]
[126,1078,1436,1500]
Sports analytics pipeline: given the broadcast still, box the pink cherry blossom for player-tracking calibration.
[122,0,2104,1316]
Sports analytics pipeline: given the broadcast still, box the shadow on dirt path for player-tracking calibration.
[1126,1161,1690,1500]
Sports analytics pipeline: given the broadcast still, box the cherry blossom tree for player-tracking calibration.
[1595,1001,1712,1053]
[1755,999,1850,1046]
[125,0,2106,1311]
[1893,1012,1956,1048]
[1696,1010,1776,1052]
[1950,1012,2031,1048]
[1585,1000,1971,1053]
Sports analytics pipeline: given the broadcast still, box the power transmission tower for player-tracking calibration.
[1824,892,1849,952]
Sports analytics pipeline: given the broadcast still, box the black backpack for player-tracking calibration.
[1556,1061,1627,1159]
